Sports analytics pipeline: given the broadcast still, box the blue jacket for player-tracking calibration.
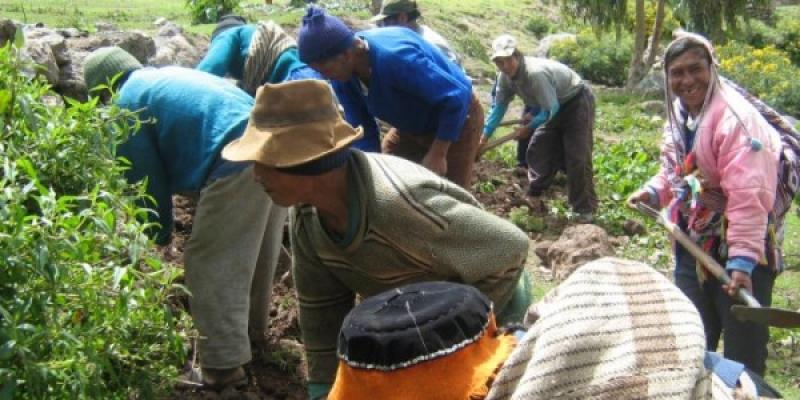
[197,25,317,84]
[333,27,472,146]
[116,67,253,244]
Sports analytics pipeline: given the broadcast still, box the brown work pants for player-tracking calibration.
[381,94,484,188]
[526,85,598,214]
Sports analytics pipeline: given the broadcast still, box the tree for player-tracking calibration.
[561,0,628,41]
[674,0,773,43]
[561,0,667,88]
[627,0,666,88]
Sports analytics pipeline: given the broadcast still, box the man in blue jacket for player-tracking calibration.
[297,6,483,188]
[83,47,287,388]
[196,15,379,152]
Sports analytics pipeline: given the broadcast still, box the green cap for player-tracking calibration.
[83,46,142,93]
[370,0,418,23]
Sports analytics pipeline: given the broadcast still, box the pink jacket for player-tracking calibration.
[648,83,781,262]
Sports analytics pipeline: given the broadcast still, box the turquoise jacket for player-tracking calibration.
[197,25,316,84]
[116,67,253,244]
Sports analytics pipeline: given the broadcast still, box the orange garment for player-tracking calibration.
[328,317,517,400]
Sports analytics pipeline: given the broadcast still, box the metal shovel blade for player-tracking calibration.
[731,305,800,329]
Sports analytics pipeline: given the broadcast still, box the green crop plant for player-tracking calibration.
[0,38,189,399]
[509,206,545,233]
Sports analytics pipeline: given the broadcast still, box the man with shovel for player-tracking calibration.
[482,34,597,222]
[627,34,783,376]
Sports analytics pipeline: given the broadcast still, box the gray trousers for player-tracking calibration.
[526,86,598,214]
[184,166,287,369]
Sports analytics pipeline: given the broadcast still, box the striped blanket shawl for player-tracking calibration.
[486,257,710,400]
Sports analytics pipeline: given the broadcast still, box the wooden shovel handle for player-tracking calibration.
[636,203,762,308]
[477,119,525,158]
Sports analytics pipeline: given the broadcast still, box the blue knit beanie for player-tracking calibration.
[298,6,354,64]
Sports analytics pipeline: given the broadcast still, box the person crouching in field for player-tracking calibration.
[83,47,287,389]
[482,34,598,223]
[297,6,483,188]
[221,79,533,400]
[197,15,319,91]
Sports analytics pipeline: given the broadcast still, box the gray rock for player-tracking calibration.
[151,26,208,67]
[533,240,554,267]
[0,19,18,48]
[94,21,118,32]
[24,27,69,65]
[55,27,87,38]
[66,30,156,64]
[634,69,665,97]
[547,224,614,280]
[533,33,576,57]
[157,21,183,37]
[55,53,89,101]
[24,40,60,84]
[153,17,168,27]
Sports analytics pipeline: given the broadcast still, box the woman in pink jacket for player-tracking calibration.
[627,34,782,376]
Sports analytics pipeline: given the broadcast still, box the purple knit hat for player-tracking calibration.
[298,6,355,64]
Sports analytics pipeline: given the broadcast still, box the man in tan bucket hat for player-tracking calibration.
[223,79,533,400]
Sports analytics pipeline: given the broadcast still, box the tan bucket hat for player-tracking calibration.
[222,79,363,167]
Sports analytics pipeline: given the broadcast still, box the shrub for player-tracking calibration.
[776,17,800,66]
[718,42,800,117]
[742,19,783,49]
[549,30,632,86]
[623,1,681,40]
[0,40,188,399]
[525,15,554,38]
[186,0,241,24]
[741,17,800,66]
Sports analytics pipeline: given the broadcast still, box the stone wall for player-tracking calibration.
[0,19,209,100]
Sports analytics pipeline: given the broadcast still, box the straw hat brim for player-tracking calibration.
[222,119,363,168]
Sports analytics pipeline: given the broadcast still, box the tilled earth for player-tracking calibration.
[166,156,563,399]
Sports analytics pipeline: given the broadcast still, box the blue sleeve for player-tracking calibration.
[483,103,508,138]
[285,65,323,82]
[388,50,471,142]
[725,256,757,276]
[334,80,381,152]
[528,103,559,130]
[196,30,239,77]
[308,383,332,400]
[118,124,174,245]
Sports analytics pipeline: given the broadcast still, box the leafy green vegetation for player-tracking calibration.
[186,0,241,24]
[718,42,800,117]
[0,41,189,399]
[549,30,633,86]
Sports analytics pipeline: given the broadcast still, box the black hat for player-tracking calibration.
[211,14,247,41]
[337,281,492,370]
